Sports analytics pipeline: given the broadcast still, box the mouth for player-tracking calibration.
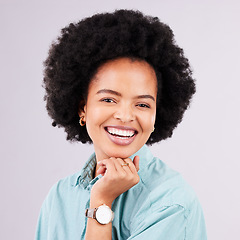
[105,126,137,138]
[104,126,138,145]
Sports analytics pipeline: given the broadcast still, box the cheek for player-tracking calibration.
[140,111,156,131]
[85,106,102,122]
[151,112,156,126]
[85,105,112,131]
[148,109,156,125]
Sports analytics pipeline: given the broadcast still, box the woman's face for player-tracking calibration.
[80,58,157,161]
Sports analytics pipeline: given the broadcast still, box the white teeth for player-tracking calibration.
[107,127,135,137]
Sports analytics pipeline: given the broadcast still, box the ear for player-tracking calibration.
[78,98,86,117]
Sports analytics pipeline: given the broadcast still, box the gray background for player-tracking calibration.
[1,0,239,239]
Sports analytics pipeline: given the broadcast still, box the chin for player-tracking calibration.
[106,151,129,159]
[106,146,138,159]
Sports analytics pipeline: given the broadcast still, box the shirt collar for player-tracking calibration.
[71,152,97,188]
[130,144,154,181]
[71,144,154,188]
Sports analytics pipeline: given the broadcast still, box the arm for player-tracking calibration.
[35,203,49,240]
[35,190,53,240]
[128,201,207,240]
[85,156,140,240]
[128,204,187,240]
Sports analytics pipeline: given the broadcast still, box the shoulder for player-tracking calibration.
[42,171,80,208]
[138,156,201,214]
[127,155,207,239]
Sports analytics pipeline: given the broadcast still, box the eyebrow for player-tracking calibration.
[96,89,155,101]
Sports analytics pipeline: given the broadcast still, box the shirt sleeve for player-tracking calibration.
[35,198,50,240]
[34,184,57,240]
[127,202,207,240]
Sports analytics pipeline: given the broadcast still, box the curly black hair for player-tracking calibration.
[43,9,195,145]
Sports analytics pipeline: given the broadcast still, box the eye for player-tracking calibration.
[137,103,150,108]
[101,98,115,103]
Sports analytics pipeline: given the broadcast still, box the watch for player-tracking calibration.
[85,204,114,225]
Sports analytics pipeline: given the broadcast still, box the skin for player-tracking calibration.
[78,57,158,240]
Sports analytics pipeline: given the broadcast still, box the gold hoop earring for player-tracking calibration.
[79,116,86,126]
[152,127,155,133]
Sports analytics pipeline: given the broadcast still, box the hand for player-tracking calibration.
[90,156,140,207]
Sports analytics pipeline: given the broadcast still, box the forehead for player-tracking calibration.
[88,58,158,95]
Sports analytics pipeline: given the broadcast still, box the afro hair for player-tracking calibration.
[43,9,195,145]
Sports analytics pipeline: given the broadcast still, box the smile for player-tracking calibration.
[104,126,138,145]
[106,127,135,138]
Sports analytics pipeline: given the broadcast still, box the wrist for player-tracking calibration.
[90,190,114,208]
[90,198,113,209]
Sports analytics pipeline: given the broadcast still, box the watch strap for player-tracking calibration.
[85,207,97,219]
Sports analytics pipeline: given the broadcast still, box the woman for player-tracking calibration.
[35,9,207,240]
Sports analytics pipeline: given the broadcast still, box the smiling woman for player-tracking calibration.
[35,9,207,240]
[80,58,157,164]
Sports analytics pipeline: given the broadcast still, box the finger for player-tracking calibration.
[96,165,107,176]
[97,158,117,176]
[114,158,130,175]
[120,158,136,174]
[133,155,140,172]
[123,157,138,174]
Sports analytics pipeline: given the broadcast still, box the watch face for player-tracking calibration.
[96,205,113,224]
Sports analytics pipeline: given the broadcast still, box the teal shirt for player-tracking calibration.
[35,145,207,240]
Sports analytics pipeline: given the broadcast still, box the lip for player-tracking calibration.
[104,125,138,146]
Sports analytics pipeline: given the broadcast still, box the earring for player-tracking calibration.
[152,127,155,133]
[79,116,86,126]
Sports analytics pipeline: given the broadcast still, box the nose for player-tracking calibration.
[113,103,136,123]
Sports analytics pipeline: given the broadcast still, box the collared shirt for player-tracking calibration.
[35,145,207,240]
